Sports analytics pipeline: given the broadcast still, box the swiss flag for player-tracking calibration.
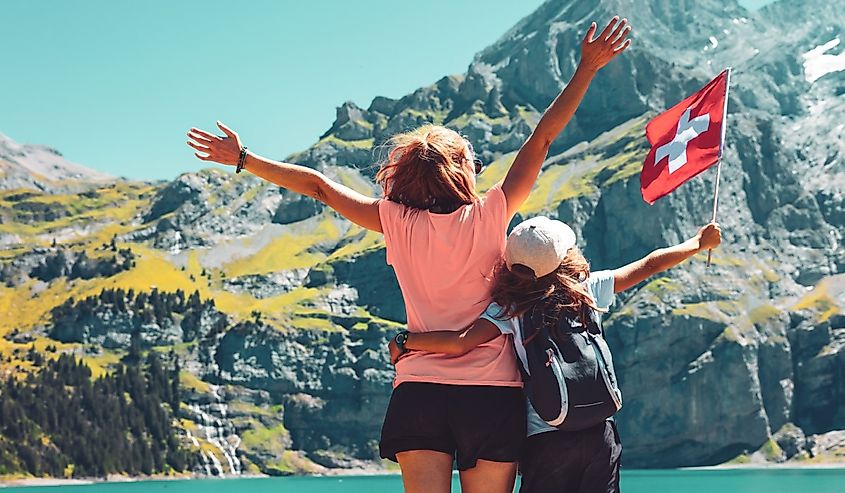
[640,70,729,204]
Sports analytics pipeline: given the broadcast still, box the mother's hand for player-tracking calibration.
[187,121,243,166]
[579,16,632,73]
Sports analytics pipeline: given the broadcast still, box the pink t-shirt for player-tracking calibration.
[378,183,522,388]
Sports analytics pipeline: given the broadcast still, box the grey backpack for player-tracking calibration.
[518,305,622,431]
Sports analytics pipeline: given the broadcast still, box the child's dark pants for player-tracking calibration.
[519,420,622,493]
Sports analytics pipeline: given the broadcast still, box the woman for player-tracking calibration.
[387,217,722,492]
[187,17,631,493]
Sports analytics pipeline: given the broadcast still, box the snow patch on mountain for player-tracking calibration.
[803,37,845,83]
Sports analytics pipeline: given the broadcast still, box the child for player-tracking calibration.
[389,216,722,492]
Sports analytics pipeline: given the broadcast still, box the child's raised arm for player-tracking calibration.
[187,122,382,232]
[612,223,722,293]
[500,17,632,218]
[388,319,502,364]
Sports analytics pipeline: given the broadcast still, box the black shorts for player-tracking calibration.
[519,420,622,493]
[379,382,527,471]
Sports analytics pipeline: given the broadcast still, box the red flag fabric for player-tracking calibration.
[640,70,729,204]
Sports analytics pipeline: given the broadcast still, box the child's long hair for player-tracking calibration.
[376,125,478,212]
[491,247,602,337]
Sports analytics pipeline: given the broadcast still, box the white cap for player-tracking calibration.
[504,216,577,277]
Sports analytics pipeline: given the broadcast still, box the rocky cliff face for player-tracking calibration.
[1,0,844,474]
[209,320,394,464]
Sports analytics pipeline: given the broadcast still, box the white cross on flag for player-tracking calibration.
[640,70,729,204]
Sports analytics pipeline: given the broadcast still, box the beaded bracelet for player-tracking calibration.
[236,146,248,174]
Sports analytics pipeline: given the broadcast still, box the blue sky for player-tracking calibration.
[1,0,773,181]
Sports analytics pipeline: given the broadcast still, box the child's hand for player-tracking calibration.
[388,339,403,365]
[579,17,632,74]
[697,222,722,251]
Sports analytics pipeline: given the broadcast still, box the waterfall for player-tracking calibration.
[185,385,242,476]
[186,429,212,476]
[186,429,200,448]
[170,231,183,255]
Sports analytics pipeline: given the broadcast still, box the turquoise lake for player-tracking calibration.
[2,469,844,492]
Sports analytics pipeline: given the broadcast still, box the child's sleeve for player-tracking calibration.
[480,301,528,374]
[479,302,518,335]
[587,270,616,310]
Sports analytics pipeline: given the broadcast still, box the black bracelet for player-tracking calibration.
[236,146,248,174]
[394,330,409,353]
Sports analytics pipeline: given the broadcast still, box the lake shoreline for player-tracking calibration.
[3,462,845,488]
[683,462,845,471]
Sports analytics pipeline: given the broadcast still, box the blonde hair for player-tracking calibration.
[376,125,478,212]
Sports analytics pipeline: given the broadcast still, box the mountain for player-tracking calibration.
[0,133,112,192]
[1,0,844,478]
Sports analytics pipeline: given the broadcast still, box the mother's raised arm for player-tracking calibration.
[501,17,631,218]
[187,121,382,232]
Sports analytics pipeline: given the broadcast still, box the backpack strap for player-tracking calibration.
[516,306,555,378]
[586,330,622,409]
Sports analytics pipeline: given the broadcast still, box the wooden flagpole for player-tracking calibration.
[706,67,732,267]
